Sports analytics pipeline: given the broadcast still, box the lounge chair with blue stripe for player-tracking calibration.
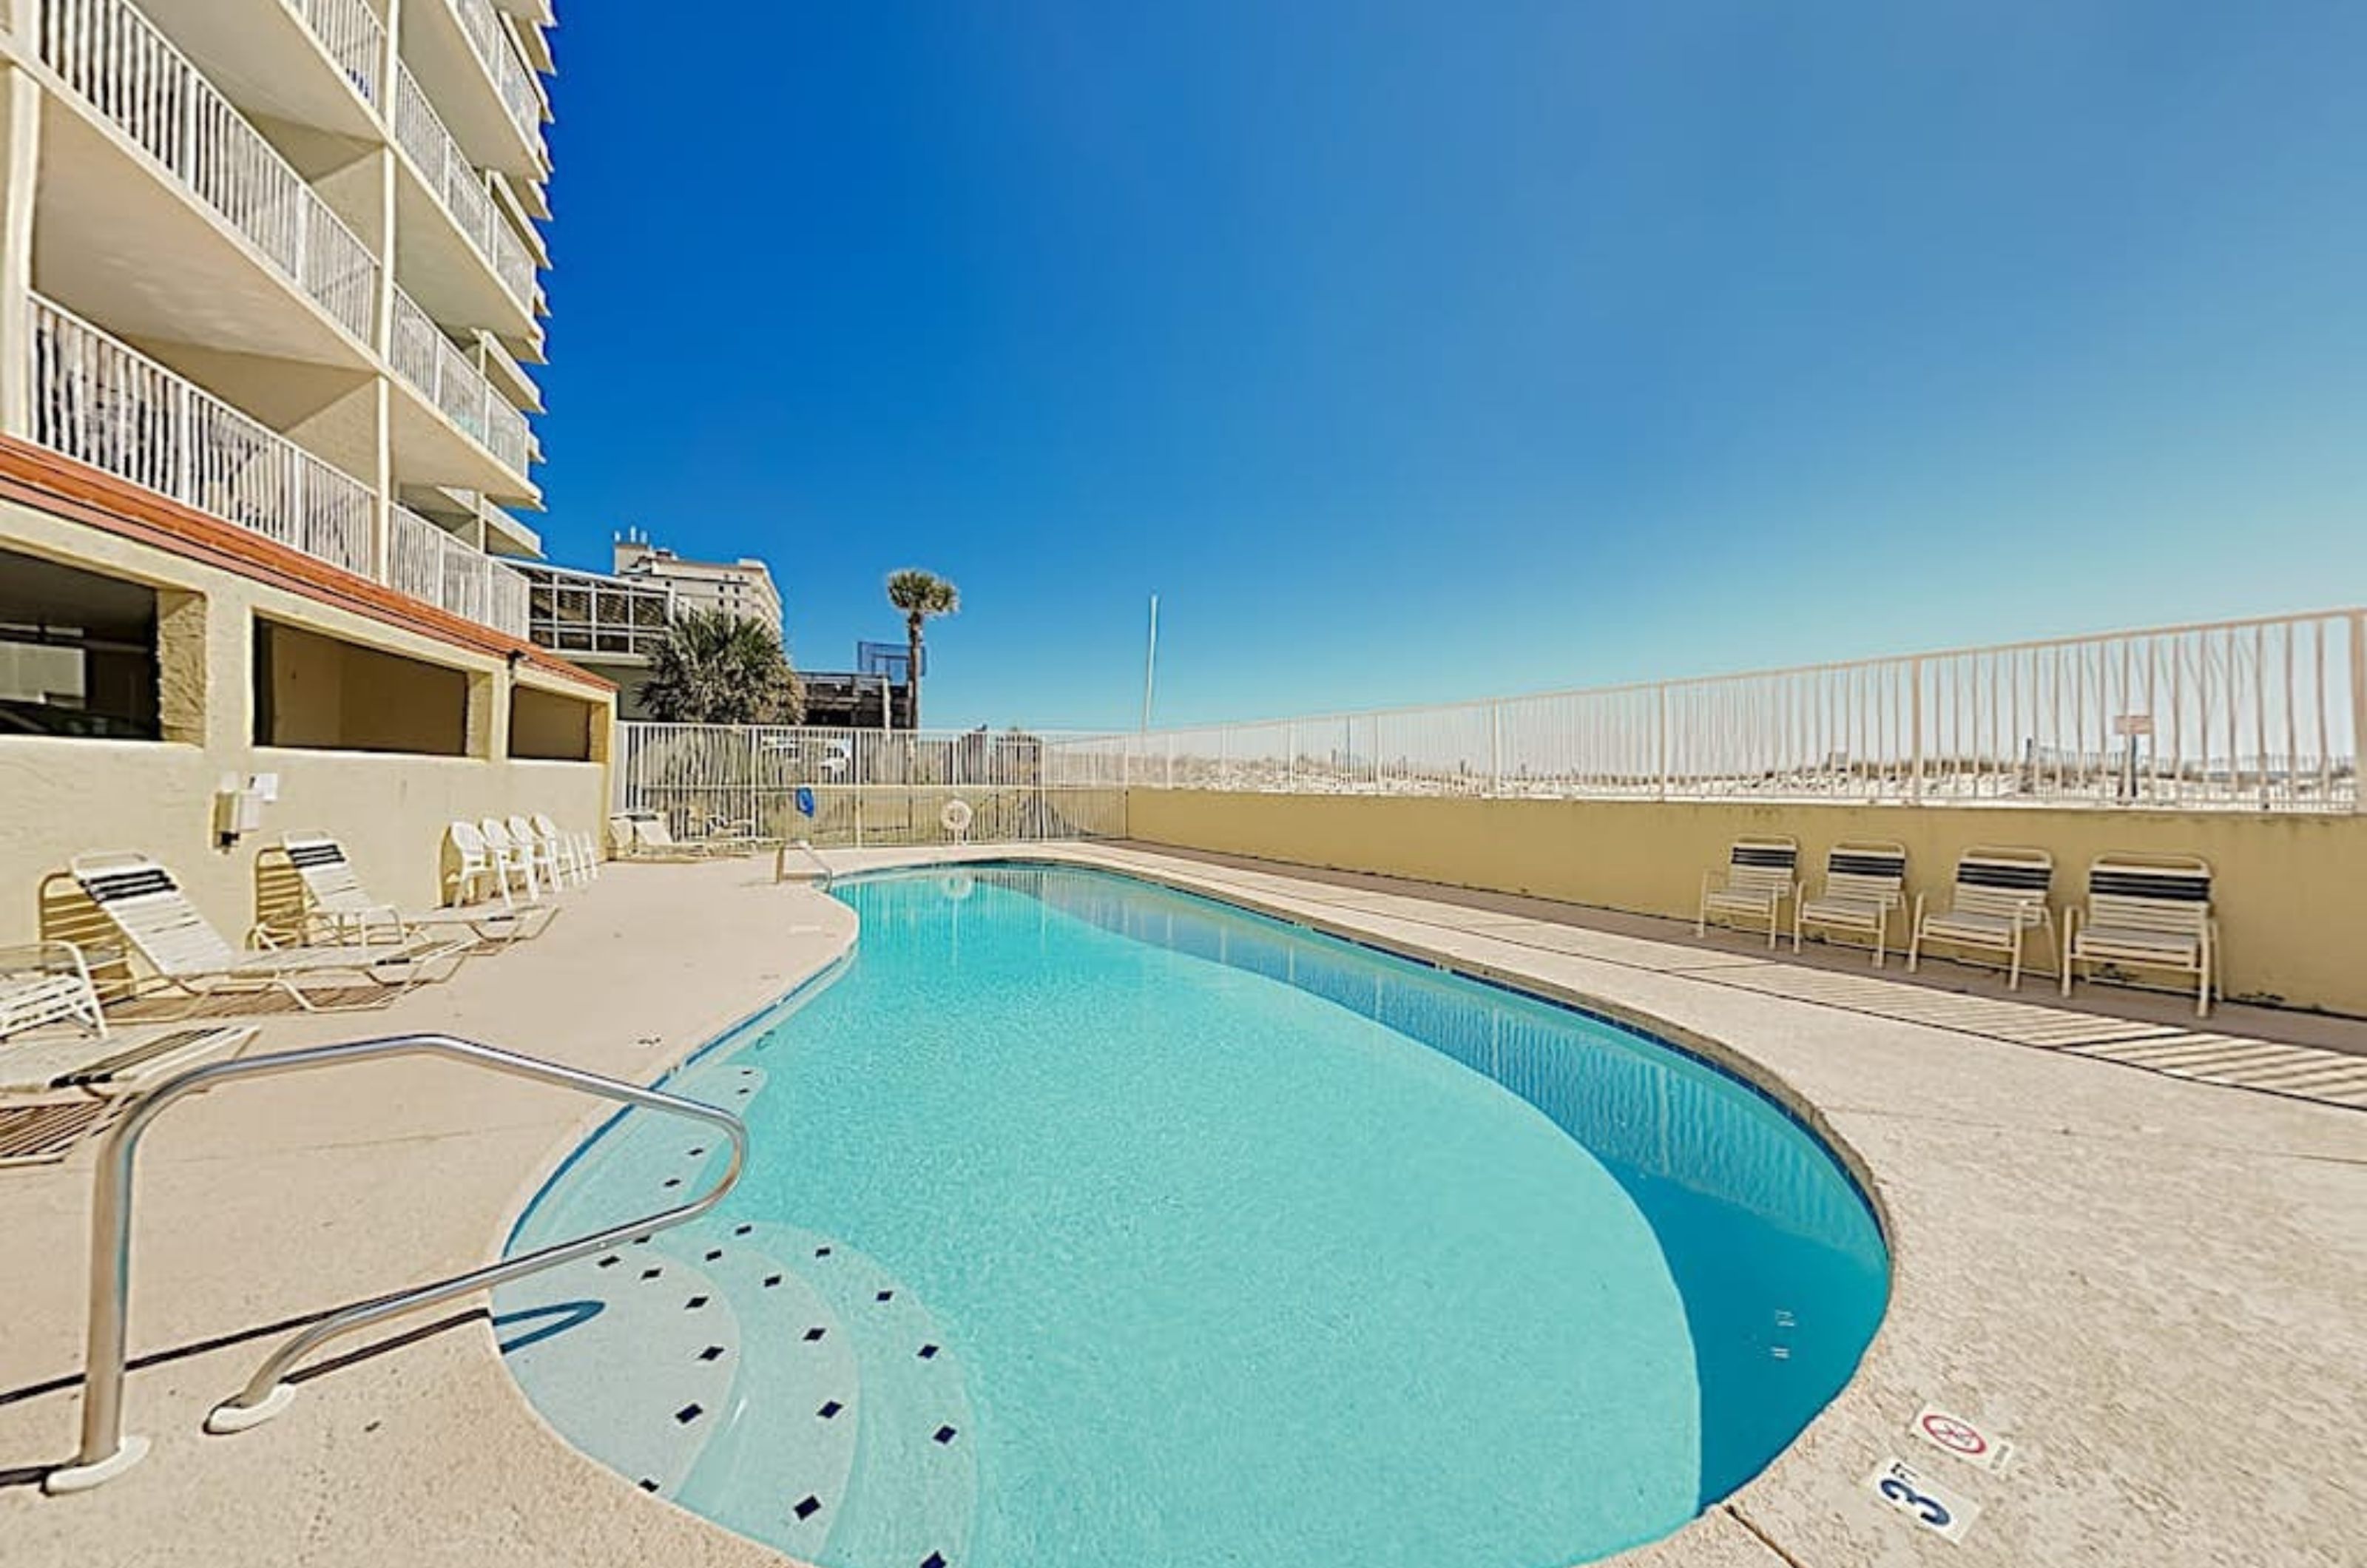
[2062,854,2218,1017]
[71,854,469,1014]
[1794,841,1909,965]
[279,833,554,950]
[1697,837,1799,949]
[1908,846,2055,990]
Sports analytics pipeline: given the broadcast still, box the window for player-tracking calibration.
[253,619,470,756]
[0,547,163,740]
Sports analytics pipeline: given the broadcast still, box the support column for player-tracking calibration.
[0,63,44,439]
[370,1,403,584]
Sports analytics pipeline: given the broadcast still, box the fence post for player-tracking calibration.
[1488,700,1502,797]
[1909,656,1925,804]
[2350,611,2365,814]
[1655,685,1669,801]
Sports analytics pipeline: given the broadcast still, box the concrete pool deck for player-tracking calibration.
[1,845,2360,1567]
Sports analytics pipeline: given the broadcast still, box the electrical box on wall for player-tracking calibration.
[213,773,279,847]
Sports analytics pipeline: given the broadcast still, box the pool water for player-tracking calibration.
[499,864,1886,1568]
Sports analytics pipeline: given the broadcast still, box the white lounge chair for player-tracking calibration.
[610,811,748,860]
[1794,841,1909,966]
[70,854,468,1014]
[0,942,109,1040]
[1,942,257,1166]
[1697,837,1799,950]
[280,833,554,949]
[1909,846,2055,990]
[2063,854,2219,1017]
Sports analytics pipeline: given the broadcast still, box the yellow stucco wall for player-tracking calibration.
[0,496,613,949]
[1125,789,2367,1016]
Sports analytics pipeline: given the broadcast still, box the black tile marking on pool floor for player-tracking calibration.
[640,1268,661,1281]
[876,1289,895,1302]
[675,1404,703,1425]
[933,1425,958,1444]
[735,1223,753,1236]
[638,1479,659,1493]
[817,1400,843,1419]
[803,1326,826,1342]
[918,1343,939,1359]
[814,1246,832,1257]
[704,1249,723,1262]
[793,1495,823,1521]
[698,1345,726,1362]
[764,1274,783,1288]
[922,1552,948,1567]
[595,1255,619,1269]
[684,1296,709,1311]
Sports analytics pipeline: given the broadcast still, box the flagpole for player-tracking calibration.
[1141,593,1159,732]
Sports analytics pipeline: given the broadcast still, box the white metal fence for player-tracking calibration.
[614,725,1128,848]
[40,0,381,342]
[1045,611,2365,812]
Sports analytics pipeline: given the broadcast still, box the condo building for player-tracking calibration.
[0,0,615,945]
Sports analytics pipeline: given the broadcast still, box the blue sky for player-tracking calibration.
[533,2,2366,729]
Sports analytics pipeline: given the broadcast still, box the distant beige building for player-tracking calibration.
[612,528,783,635]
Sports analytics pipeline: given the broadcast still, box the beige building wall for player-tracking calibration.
[1125,789,2367,1016]
[0,493,613,951]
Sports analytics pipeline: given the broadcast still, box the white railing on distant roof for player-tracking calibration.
[392,61,538,309]
[451,0,543,154]
[30,294,375,576]
[388,505,530,636]
[1041,612,2366,813]
[30,294,531,641]
[38,0,380,343]
[390,286,531,476]
[288,0,383,108]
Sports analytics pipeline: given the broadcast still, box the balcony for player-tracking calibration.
[392,60,539,331]
[137,0,384,139]
[402,0,547,180]
[389,285,533,490]
[30,295,528,640]
[36,0,382,350]
[390,504,530,638]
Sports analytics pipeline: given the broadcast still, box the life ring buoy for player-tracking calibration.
[939,797,975,839]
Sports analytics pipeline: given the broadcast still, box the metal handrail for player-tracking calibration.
[44,1033,748,1494]
[794,838,834,886]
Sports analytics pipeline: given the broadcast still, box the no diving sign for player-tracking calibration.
[1911,1405,2013,1471]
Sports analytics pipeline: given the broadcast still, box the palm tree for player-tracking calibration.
[638,608,806,724]
[885,568,959,728]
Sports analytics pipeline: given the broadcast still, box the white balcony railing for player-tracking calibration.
[390,286,532,476]
[30,295,374,576]
[31,295,531,641]
[39,0,381,344]
[388,504,530,637]
[288,0,384,108]
[452,0,543,155]
[391,61,538,309]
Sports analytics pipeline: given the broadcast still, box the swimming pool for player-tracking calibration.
[499,863,1887,1567]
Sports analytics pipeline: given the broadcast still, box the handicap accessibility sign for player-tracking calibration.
[1865,1455,1981,1544]
[1911,1405,2013,1471]
[795,787,817,817]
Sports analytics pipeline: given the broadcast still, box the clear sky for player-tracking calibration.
[533,1,2366,730]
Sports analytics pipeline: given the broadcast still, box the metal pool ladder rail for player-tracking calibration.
[43,1033,749,1495]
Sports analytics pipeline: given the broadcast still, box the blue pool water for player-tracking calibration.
[500,864,1886,1567]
